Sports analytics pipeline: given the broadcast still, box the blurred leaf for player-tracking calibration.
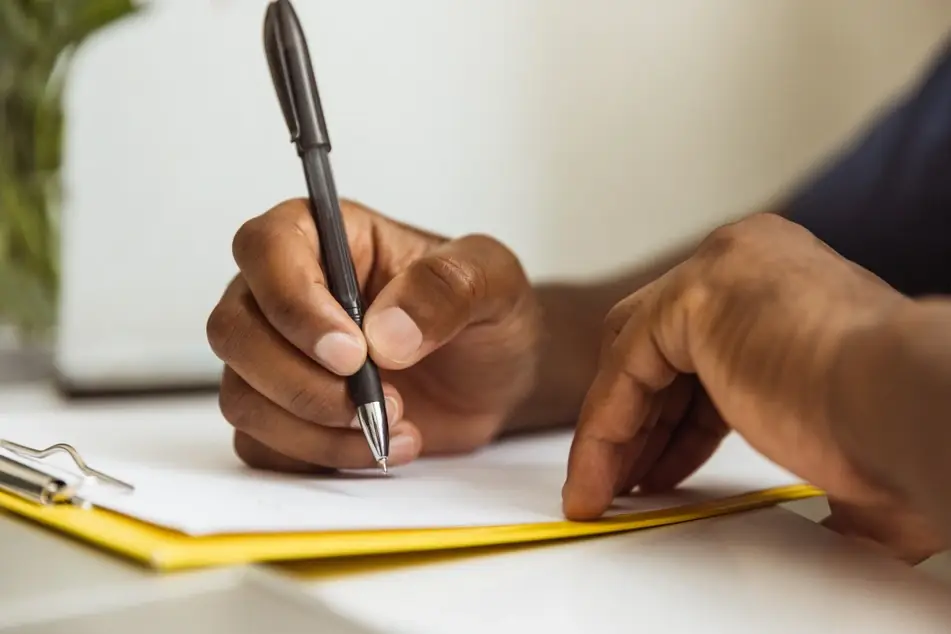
[60,0,140,47]
[0,2,41,51]
[0,0,137,334]
[33,87,62,172]
[0,257,56,336]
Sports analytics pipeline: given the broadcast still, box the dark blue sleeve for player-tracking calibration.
[785,42,951,297]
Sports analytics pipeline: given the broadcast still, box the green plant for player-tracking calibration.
[0,0,139,339]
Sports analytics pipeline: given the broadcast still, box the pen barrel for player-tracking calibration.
[341,304,384,404]
[301,150,363,310]
[301,149,384,409]
[347,360,385,407]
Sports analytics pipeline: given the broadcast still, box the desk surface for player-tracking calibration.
[2,382,951,633]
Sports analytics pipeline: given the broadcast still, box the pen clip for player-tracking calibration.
[263,0,331,153]
[264,1,301,144]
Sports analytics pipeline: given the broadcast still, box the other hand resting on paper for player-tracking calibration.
[561,213,951,564]
[207,198,544,471]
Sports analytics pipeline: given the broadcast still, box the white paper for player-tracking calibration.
[0,396,801,536]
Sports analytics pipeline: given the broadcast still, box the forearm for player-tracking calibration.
[503,246,692,433]
[831,298,951,537]
[501,280,618,433]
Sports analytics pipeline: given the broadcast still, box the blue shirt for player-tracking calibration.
[786,41,951,297]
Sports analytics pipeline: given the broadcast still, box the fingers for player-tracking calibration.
[221,367,422,470]
[562,297,680,520]
[208,276,406,430]
[208,276,424,469]
[230,199,367,376]
[363,234,530,369]
[616,374,697,495]
[208,277,361,426]
[233,432,335,475]
[638,390,729,493]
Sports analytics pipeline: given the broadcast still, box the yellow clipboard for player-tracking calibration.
[0,438,822,571]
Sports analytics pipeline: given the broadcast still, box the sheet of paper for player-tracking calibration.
[0,396,801,536]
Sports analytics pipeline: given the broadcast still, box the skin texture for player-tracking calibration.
[208,202,949,563]
[827,297,951,551]
[207,198,542,472]
[560,213,949,563]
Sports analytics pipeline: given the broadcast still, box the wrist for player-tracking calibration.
[502,278,637,434]
[828,297,951,503]
[501,245,695,435]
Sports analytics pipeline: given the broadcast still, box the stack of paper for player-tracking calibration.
[0,396,820,570]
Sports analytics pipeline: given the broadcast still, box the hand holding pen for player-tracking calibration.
[264,0,390,471]
[207,0,540,474]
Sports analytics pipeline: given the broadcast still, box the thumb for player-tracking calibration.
[363,234,529,370]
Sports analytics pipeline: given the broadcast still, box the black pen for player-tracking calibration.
[263,0,389,472]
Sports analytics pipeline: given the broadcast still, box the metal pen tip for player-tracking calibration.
[378,458,388,475]
[356,401,389,467]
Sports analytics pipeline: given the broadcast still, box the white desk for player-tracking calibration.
[2,383,951,633]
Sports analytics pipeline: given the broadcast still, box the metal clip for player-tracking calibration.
[0,440,134,507]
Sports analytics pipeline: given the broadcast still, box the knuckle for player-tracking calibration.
[465,232,511,259]
[673,280,710,323]
[464,234,532,319]
[698,214,775,261]
[231,216,269,265]
[603,303,632,339]
[206,302,243,361]
[602,292,645,341]
[698,222,743,259]
[339,197,372,219]
[604,331,630,368]
[271,198,319,244]
[745,211,787,230]
[218,378,263,436]
[285,384,333,423]
[273,197,309,216]
[218,382,249,429]
[232,432,279,471]
[466,233,525,281]
[419,252,487,306]
[263,292,312,336]
[233,432,264,468]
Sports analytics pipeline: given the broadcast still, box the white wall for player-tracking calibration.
[55,0,951,389]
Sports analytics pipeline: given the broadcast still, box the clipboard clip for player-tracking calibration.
[0,440,134,508]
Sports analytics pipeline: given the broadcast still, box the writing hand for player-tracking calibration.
[207,199,540,472]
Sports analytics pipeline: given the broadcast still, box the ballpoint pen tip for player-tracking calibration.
[378,458,388,475]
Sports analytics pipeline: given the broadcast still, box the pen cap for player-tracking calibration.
[264,0,331,152]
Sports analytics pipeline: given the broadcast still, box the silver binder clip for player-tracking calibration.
[0,440,134,508]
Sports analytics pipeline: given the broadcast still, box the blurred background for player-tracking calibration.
[3,0,951,392]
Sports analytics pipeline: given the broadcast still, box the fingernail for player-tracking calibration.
[384,396,399,425]
[366,307,423,364]
[314,332,365,375]
[388,430,419,466]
